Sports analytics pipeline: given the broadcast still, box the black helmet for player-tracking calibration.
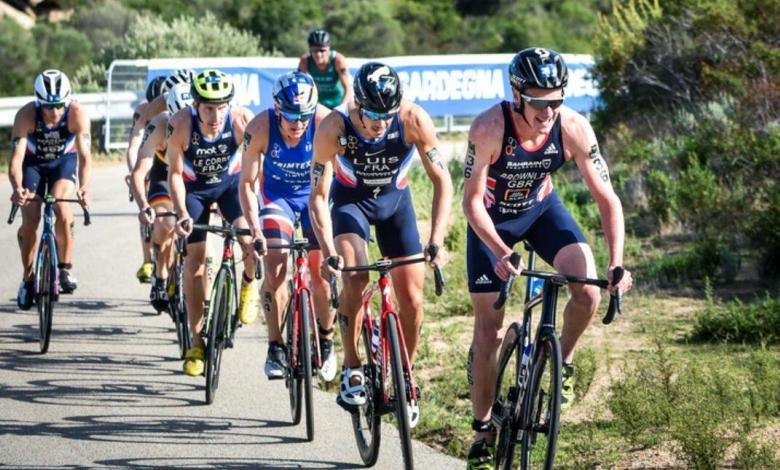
[307,29,331,47]
[354,62,402,114]
[509,48,568,91]
[145,76,167,102]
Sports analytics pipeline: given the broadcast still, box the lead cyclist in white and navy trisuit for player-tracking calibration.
[9,70,92,309]
[239,71,336,382]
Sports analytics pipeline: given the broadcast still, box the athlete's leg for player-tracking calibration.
[184,241,207,348]
[554,242,600,363]
[50,178,76,265]
[334,233,370,369]
[151,200,176,280]
[469,292,505,442]
[261,237,289,344]
[388,258,425,363]
[308,249,333,332]
[18,201,42,280]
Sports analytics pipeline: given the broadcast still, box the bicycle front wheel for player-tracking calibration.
[520,331,562,470]
[387,313,414,470]
[352,316,381,466]
[36,236,55,354]
[494,322,525,470]
[170,256,190,359]
[205,268,232,404]
[284,293,302,425]
[299,290,315,441]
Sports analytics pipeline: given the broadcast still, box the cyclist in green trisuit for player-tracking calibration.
[297,29,352,110]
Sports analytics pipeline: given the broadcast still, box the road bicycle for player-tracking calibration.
[330,246,444,469]
[267,236,320,442]
[491,245,623,469]
[185,220,260,404]
[8,194,91,353]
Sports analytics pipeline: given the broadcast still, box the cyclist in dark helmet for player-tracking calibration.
[463,48,633,469]
[298,28,352,110]
[310,62,453,429]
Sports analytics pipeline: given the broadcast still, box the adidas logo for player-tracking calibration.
[475,274,492,285]
[544,143,558,155]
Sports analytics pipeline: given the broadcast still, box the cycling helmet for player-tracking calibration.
[353,62,402,114]
[307,29,331,47]
[161,69,193,95]
[166,83,193,114]
[190,69,234,105]
[273,71,318,115]
[509,48,568,90]
[34,69,72,106]
[145,75,166,102]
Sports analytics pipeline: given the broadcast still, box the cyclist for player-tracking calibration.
[8,69,92,307]
[127,70,190,283]
[462,48,634,468]
[310,62,453,427]
[168,69,258,377]
[130,83,193,312]
[297,29,352,110]
[239,71,336,382]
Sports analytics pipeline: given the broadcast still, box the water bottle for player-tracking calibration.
[371,317,381,353]
[521,343,533,367]
[528,276,544,297]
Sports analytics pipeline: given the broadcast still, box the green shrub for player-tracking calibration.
[690,294,780,344]
[573,347,597,401]
[735,435,779,470]
[743,346,780,417]
[639,238,727,286]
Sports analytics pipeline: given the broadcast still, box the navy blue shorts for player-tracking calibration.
[147,160,170,206]
[258,184,318,249]
[467,192,587,293]
[332,188,422,259]
[185,177,243,244]
[22,155,77,197]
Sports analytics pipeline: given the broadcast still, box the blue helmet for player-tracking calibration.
[272,71,318,115]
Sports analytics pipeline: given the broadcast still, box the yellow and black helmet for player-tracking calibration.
[190,69,234,104]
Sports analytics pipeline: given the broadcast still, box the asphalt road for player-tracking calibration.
[0,163,463,469]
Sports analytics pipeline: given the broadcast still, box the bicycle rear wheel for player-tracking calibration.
[299,290,314,442]
[205,268,231,404]
[36,236,55,354]
[520,331,562,470]
[352,316,381,466]
[284,293,302,425]
[387,313,414,470]
[494,322,525,470]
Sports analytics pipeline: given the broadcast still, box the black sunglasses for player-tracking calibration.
[520,94,564,110]
[42,102,65,110]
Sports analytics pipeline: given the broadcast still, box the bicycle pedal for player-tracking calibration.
[225,338,234,348]
[335,394,360,415]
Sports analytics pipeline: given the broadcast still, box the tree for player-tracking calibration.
[0,18,40,97]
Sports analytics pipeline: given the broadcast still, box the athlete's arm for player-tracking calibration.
[239,111,269,244]
[126,97,165,174]
[335,53,352,107]
[8,104,33,205]
[309,113,341,260]
[462,106,520,281]
[231,106,254,145]
[131,114,166,216]
[297,55,309,73]
[404,103,453,263]
[71,102,93,205]
[166,109,191,235]
[564,110,632,294]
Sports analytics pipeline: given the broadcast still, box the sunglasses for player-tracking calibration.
[520,94,564,110]
[361,109,396,122]
[279,110,314,123]
[42,102,65,110]
[311,48,329,54]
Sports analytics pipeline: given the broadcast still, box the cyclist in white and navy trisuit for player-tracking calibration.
[130,83,193,312]
[310,62,453,428]
[462,48,634,469]
[167,69,258,377]
[8,69,92,309]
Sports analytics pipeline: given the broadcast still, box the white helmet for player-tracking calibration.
[34,69,72,106]
[161,69,193,96]
[166,83,193,114]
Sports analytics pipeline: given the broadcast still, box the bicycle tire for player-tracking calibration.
[520,331,562,470]
[205,268,230,404]
[170,256,190,359]
[36,236,55,354]
[300,290,314,442]
[387,313,414,470]
[494,322,525,470]
[284,294,303,425]
[352,318,381,466]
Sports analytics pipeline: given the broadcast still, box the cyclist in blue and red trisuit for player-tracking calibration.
[130,83,193,312]
[8,69,92,309]
[310,62,453,428]
[239,71,337,382]
[167,69,258,377]
[462,48,634,468]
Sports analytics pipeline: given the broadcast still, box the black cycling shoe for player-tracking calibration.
[150,279,169,313]
[264,341,288,380]
[59,269,77,294]
[17,278,35,310]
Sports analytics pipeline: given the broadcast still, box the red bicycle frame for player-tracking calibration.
[285,245,321,371]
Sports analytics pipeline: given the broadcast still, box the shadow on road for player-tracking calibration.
[95,456,366,468]
[0,350,178,377]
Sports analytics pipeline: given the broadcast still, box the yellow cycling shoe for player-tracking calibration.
[136,262,153,283]
[238,278,259,325]
[183,346,205,376]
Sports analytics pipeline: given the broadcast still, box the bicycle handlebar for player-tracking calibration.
[493,252,624,324]
[8,197,91,226]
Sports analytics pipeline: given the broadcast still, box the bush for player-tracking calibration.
[0,18,40,97]
[639,238,730,286]
[690,294,780,344]
[735,435,779,470]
